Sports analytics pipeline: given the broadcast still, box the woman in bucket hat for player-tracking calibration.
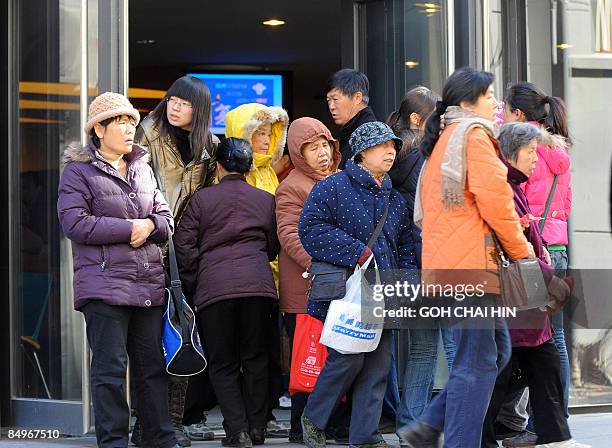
[298,121,418,448]
[57,92,179,448]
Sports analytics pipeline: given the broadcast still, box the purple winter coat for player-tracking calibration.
[174,174,280,309]
[504,160,553,347]
[57,141,174,310]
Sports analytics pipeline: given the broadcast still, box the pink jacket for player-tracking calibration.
[523,126,572,246]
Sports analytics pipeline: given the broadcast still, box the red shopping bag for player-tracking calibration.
[289,314,328,395]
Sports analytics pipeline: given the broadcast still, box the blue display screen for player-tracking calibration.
[188,73,283,135]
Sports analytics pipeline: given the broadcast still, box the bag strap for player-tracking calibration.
[489,230,510,266]
[538,175,559,233]
[366,200,390,250]
[167,235,190,338]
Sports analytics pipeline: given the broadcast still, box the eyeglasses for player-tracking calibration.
[167,97,193,110]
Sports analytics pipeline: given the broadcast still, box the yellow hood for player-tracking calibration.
[224,103,289,164]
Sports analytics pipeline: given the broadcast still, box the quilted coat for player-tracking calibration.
[276,117,341,313]
[174,174,280,309]
[523,124,572,246]
[298,159,418,319]
[57,141,173,310]
[420,124,531,294]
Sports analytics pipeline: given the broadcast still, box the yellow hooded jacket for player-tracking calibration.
[224,103,289,195]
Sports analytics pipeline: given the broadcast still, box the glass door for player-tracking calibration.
[9,0,99,434]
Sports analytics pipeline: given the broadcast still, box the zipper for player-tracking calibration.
[100,245,108,271]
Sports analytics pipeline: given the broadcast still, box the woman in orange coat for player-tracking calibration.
[397,67,535,448]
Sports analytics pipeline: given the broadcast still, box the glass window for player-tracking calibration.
[13,0,97,402]
[361,0,449,121]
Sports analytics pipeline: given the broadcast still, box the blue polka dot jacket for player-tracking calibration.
[298,159,418,319]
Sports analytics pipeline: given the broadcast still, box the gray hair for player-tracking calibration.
[498,122,542,161]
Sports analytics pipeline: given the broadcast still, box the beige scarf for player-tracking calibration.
[413,106,497,229]
[440,106,497,210]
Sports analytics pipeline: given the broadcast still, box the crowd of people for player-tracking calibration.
[57,66,584,448]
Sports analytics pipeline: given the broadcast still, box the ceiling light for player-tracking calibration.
[415,2,439,8]
[136,39,155,44]
[424,8,439,13]
[556,43,573,50]
[405,61,420,68]
[263,19,285,26]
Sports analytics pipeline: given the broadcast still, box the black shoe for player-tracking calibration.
[222,431,253,448]
[378,414,396,435]
[289,431,304,444]
[396,422,442,448]
[250,428,266,446]
[326,426,350,445]
[493,422,523,441]
[301,414,326,448]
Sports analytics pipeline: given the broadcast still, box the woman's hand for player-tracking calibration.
[526,242,536,259]
[542,246,552,265]
[128,218,155,248]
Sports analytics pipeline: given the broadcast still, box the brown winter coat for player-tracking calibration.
[275,118,341,313]
[421,124,530,294]
[135,116,219,223]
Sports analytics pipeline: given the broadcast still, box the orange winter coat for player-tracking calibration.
[421,124,530,294]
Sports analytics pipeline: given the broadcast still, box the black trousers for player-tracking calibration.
[482,340,571,447]
[82,301,175,448]
[198,297,272,436]
[267,301,283,421]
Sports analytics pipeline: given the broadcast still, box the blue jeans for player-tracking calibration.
[304,331,393,445]
[383,333,400,418]
[397,327,456,428]
[417,314,511,448]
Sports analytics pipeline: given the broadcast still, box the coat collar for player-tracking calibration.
[219,173,247,183]
[502,158,529,185]
[339,106,377,142]
[344,159,392,193]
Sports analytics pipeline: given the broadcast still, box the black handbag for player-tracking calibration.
[161,236,207,376]
[307,201,389,302]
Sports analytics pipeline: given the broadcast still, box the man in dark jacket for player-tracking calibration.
[326,69,377,169]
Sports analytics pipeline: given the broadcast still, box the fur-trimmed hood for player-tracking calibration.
[62,140,150,167]
[224,103,289,163]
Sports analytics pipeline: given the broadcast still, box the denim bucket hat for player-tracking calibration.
[349,121,403,156]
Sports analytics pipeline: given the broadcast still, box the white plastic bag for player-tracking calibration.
[319,255,384,354]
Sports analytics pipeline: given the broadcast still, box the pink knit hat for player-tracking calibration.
[85,92,140,133]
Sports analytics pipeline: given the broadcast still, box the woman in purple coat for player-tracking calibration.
[481,122,588,448]
[57,93,178,448]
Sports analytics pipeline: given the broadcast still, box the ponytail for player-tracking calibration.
[543,96,572,146]
[506,82,572,147]
[386,110,404,134]
[420,101,446,157]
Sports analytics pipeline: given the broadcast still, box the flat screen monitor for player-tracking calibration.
[188,73,284,135]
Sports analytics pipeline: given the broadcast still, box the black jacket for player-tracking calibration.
[388,145,425,268]
[338,106,377,169]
